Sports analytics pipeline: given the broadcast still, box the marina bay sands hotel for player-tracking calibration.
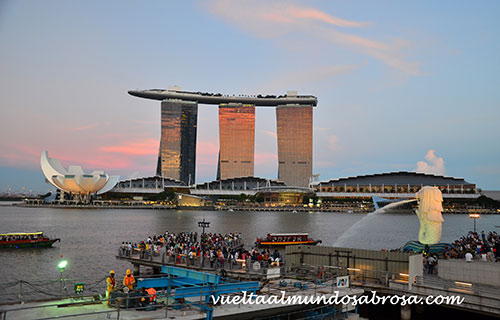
[128,87,318,187]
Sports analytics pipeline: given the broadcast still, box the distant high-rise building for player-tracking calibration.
[276,105,313,187]
[217,104,255,180]
[157,99,197,185]
[129,88,317,186]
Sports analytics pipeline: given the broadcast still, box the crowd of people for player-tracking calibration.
[120,231,283,269]
[420,230,499,275]
[444,230,500,262]
[389,230,500,275]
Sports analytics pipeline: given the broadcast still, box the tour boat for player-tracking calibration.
[0,232,60,249]
[255,233,321,247]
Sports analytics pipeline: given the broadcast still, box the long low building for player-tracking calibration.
[192,176,286,195]
[313,171,478,197]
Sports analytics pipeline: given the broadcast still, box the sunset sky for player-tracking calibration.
[1,1,499,193]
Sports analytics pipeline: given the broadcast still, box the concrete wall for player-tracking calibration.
[286,245,411,274]
[439,259,500,287]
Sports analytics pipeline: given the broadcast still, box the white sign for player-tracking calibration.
[266,268,280,279]
[253,262,261,271]
[336,276,350,288]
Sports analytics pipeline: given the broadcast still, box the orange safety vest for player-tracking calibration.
[123,274,135,288]
[145,287,156,302]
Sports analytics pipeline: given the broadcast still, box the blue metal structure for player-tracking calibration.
[372,196,406,210]
[137,266,260,320]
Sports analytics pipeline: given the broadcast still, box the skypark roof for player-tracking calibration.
[128,88,317,106]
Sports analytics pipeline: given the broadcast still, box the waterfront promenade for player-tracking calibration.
[2,242,500,319]
[16,201,500,214]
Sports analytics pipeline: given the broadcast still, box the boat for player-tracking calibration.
[255,233,321,247]
[0,232,60,249]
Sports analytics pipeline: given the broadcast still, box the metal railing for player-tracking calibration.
[0,283,258,320]
[118,247,285,275]
[415,275,500,297]
[0,277,106,304]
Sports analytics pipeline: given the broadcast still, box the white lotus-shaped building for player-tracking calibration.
[41,150,119,195]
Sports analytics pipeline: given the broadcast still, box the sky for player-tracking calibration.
[1,0,499,193]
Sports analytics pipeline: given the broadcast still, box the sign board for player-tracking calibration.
[74,282,85,294]
[252,262,261,271]
[336,276,349,288]
[266,268,280,279]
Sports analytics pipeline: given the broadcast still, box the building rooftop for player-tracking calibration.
[129,88,317,106]
[315,171,474,186]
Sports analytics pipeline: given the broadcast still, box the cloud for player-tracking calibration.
[196,141,219,165]
[415,150,445,175]
[263,5,369,28]
[99,139,158,156]
[255,152,278,165]
[326,134,342,152]
[205,0,421,75]
[262,130,277,139]
[71,122,101,132]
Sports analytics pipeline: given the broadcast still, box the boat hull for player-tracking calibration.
[0,239,60,249]
[256,240,321,247]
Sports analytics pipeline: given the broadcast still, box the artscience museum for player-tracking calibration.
[41,150,119,200]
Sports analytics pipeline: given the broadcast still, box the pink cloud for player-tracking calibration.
[260,12,293,24]
[206,0,420,75]
[196,141,219,166]
[286,6,369,28]
[415,149,445,175]
[263,130,277,139]
[99,139,158,156]
[256,4,368,28]
[71,122,101,132]
[326,134,342,152]
[0,143,148,172]
[255,152,277,165]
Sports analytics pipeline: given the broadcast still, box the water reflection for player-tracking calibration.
[0,206,498,286]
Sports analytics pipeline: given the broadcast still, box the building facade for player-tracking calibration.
[217,104,255,180]
[314,171,477,195]
[130,88,318,186]
[157,99,197,185]
[276,105,313,187]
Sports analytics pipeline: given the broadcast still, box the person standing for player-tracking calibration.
[427,256,436,274]
[465,251,473,262]
[106,270,116,306]
[123,269,136,290]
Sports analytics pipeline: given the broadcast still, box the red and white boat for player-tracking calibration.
[255,233,321,247]
[0,232,60,249]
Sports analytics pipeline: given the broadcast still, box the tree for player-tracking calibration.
[38,192,52,199]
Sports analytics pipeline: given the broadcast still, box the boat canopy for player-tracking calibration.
[268,233,309,237]
[0,232,43,236]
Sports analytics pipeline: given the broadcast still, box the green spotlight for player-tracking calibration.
[58,260,68,270]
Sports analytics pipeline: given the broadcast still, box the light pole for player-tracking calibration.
[198,218,210,236]
[469,213,480,233]
[58,260,68,294]
[197,219,210,267]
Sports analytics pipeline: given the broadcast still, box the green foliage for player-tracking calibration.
[476,195,500,209]
[146,190,175,201]
[39,192,52,199]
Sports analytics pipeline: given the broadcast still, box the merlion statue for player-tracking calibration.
[415,186,444,244]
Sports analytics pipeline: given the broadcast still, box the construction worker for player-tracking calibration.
[138,288,149,308]
[145,287,157,303]
[106,270,116,306]
[123,269,136,290]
